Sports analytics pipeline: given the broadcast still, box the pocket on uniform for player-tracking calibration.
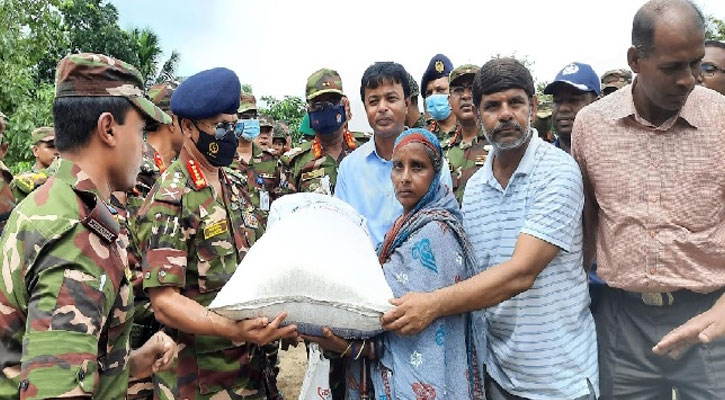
[195,220,237,293]
[20,330,99,399]
[194,335,261,395]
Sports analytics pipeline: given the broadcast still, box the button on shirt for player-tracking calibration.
[462,135,598,399]
[572,84,725,293]
[335,137,453,247]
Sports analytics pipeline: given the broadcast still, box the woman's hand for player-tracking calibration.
[301,327,349,354]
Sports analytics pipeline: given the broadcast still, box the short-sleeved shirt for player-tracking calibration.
[280,130,361,195]
[462,135,598,399]
[572,83,725,293]
[442,127,490,204]
[0,159,133,399]
[136,148,266,399]
[335,137,454,247]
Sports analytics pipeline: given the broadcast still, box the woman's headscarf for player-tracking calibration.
[378,128,448,264]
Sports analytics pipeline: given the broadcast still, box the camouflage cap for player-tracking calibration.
[237,90,258,113]
[306,68,344,100]
[55,53,171,125]
[147,81,178,112]
[272,121,289,139]
[31,126,55,143]
[260,115,274,128]
[449,64,480,85]
[601,69,633,90]
[536,97,553,119]
[407,72,420,98]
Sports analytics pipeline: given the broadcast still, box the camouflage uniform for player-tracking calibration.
[0,160,134,400]
[137,146,269,400]
[442,128,490,204]
[282,69,366,195]
[601,68,633,96]
[0,53,170,400]
[407,71,426,129]
[427,119,459,142]
[0,161,16,233]
[229,144,287,219]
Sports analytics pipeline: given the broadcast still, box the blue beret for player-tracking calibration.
[420,54,453,95]
[170,67,241,120]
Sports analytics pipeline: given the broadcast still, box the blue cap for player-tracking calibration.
[421,54,453,95]
[170,67,241,120]
[543,62,601,96]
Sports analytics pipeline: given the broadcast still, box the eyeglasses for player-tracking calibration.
[194,120,240,139]
[308,101,342,112]
[450,83,473,97]
[701,63,725,78]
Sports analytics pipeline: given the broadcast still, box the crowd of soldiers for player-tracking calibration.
[0,0,724,397]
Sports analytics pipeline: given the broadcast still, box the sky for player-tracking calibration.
[112,0,725,132]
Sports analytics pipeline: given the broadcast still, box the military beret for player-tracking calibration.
[170,67,241,120]
[148,81,178,112]
[31,126,55,143]
[421,54,453,95]
[55,53,171,125]
[306,68,344,100]
[449,64,480,85]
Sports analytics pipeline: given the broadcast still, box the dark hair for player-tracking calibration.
[472,58,535,107]
[706,40,725,50]
[632,0,705,57]
[53,96,133,152]
[360,62,411,103]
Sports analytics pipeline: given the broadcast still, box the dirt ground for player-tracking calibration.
[277,344,308,399]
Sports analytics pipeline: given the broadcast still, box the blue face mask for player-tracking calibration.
[309,104,347,135]
[425,94,452,121]
[236,118,261,141]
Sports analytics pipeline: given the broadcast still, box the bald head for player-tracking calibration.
[633,0,705,57]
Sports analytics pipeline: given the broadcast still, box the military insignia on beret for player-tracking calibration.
[562,63,579,75]
[435,60,444,73]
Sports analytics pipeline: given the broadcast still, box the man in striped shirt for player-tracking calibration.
[382,57,598,399]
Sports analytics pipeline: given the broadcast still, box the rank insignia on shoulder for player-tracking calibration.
[301,168,324,181]
[475,154,487,166]
[204,220,228,239]
[186,160,207,189]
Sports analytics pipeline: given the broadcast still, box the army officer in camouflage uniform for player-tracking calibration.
[0,53,175,399]
[281,68,365,195]
[136,67,296,400]
[442,64,490,204]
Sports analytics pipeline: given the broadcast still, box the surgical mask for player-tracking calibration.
[425,94,452,121]
[236,118,261,141]
[193,121,238,167]
[309,104,347,135]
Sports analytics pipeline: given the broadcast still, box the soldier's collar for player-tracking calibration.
[54,158,104,195]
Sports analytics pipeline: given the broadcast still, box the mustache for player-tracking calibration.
[491,120,523,135]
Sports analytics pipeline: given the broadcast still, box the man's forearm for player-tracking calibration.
[150,288,237,340]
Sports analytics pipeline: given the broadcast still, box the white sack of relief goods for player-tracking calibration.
[209,193,394,338]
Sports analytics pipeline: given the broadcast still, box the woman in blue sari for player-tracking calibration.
[307,128,484,399]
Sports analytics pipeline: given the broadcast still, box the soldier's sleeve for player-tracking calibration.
[19,256,109,398]
[137,191,188,291]
[278,154,298,193]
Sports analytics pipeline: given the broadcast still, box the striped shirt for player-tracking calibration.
[462,135,598,399]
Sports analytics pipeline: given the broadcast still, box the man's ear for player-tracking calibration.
[97,112,117,147]
[627,46,641,74]
[31,145,39,158]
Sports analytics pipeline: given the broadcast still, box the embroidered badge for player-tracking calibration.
[203,220,228,239]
